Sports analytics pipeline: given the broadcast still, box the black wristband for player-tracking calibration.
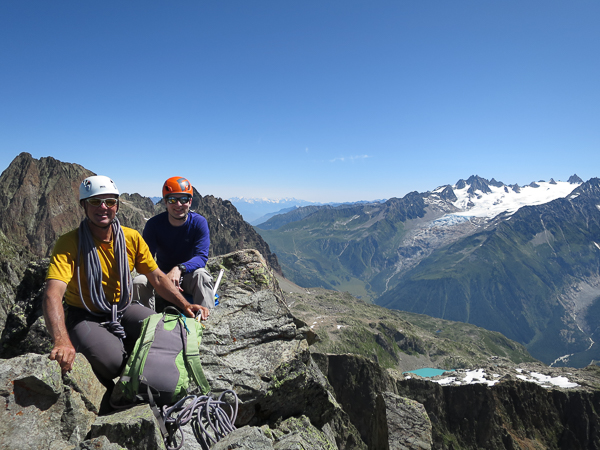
[177,264,186,273]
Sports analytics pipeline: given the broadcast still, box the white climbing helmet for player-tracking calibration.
[79,175,120,200]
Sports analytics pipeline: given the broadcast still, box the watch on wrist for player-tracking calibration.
[177,264,186,273]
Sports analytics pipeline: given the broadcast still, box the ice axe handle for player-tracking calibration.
[212,269,224,297]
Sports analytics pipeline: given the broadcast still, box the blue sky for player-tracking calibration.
[1,1,599,202]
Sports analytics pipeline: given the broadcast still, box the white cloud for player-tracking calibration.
[329,155,371,163]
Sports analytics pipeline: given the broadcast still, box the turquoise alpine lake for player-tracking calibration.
[404,368,455,378]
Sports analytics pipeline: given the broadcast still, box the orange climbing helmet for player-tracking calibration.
[162,177,193,198]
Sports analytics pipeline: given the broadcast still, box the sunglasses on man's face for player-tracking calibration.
[86,198,119,208]
[166,195,192,205]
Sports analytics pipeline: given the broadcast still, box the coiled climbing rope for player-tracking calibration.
[162,390,239,450]
[76,217,133,339]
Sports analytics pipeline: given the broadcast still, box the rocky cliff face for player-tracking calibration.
[0,232,35,340]
[395,364,600,449]
[0,153,92,258]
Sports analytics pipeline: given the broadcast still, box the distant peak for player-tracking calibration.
[466,174,488,184]
[454,175,493,195]
[568,177,600,198]
[568,174,583,184]
[439,185,457,202]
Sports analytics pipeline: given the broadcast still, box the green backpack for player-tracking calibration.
[112,306,210,408]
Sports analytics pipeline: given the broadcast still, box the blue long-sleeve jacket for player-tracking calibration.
[142,211,210,273]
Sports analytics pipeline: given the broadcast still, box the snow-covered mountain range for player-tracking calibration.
[396,174,584,279]
[431,174,583,220]
[235,174,583,227]
[255,173,586,301]
[426,175,583,225]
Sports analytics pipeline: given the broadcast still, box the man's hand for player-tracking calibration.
[166,266,183,291]
[49,342,77,374]
[183,303,210,320]
[43,279,76,375]
[147,268,210,320]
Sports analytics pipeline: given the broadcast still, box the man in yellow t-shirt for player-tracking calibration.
[43,175,210,385]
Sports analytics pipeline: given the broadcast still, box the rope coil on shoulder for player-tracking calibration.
[76,217,133,340]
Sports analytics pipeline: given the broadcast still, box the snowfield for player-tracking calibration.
[405,367,580,389]
[432,180,580,222]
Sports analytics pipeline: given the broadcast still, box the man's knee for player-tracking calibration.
[186,268,215,307]
[70,326,126,382]
[133,274,155,309]
[133,274,150,290]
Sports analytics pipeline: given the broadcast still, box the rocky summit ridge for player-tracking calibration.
[1,153,600,449]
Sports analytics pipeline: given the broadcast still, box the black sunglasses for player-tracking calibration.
[166,195,192,205]
[86,198,119,208]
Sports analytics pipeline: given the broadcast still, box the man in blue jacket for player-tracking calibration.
[133,176,215,309]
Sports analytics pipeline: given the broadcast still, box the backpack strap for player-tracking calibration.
[182,317,210,395]
[146,383,169,437]
[161,306,210,395]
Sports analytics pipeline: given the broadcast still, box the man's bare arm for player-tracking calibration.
[146,268,210,320]
[42,279,77,373]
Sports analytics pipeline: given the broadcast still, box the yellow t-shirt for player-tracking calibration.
[47,225,158,312]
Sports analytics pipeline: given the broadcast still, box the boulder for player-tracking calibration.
[209,416,341,450]
[0,353,105,449]
[89,405,166,450]
[382,392,432,450]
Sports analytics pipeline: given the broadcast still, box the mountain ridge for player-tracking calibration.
[255,174,599,367]
[377,178,600,366]
[256,174,583,298]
